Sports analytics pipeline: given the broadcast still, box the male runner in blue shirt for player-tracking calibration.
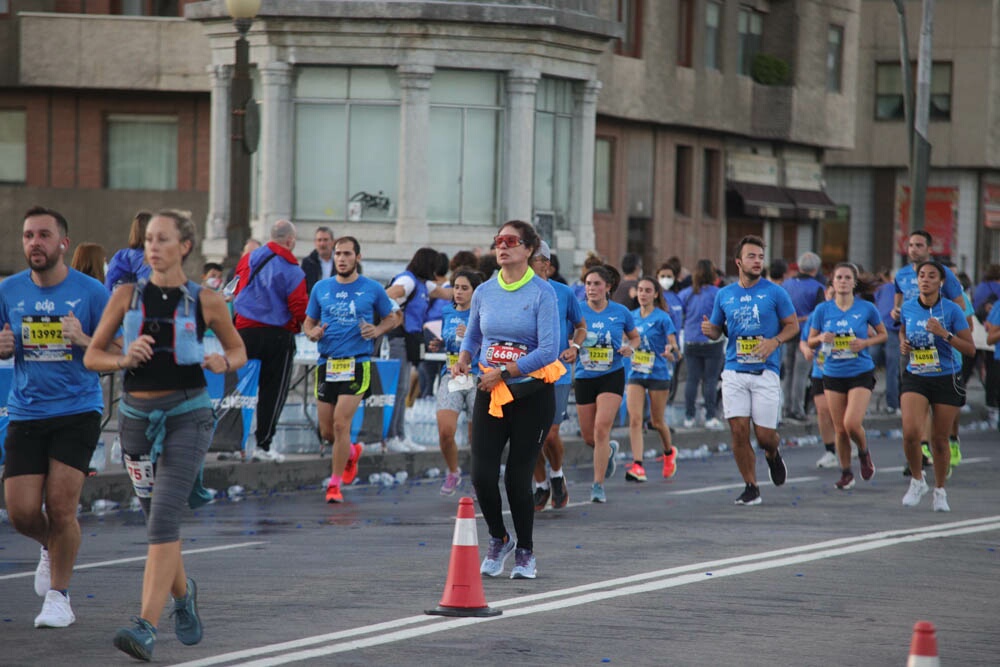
[702,235,799,505]
[1,206,115,628]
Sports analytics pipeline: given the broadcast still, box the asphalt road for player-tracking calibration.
[2,428,999,666]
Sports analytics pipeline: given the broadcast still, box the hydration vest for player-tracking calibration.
[123,279,205,366]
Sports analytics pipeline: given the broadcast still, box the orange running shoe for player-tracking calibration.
[625,462,647,482]
[342,443,363,485]
[325,483,343,504]
[662,447,677,479]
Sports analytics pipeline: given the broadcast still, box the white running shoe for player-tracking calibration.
[252,448,285,463]
[902,477,929,507]
[703,418,725,431]
[815,451,839,469]
[932,487,950,512]
[682,418,696,429]
[34,547,51,597]
[386,437,426,453]
[34,590,75,628]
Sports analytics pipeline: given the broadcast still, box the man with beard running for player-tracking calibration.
[302,236,401,503]
[702,235,799,505]
[1,206,114,627]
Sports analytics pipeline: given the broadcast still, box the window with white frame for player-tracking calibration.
[534,78,574,229]
[737,6,763,76]
[704,1,722,71]
[428,70,503,225]
[875,61,952,121]
[107,114,178,190]
[0,109,26,183]
[293,67,400,221]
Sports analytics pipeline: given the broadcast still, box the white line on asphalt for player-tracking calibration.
[0,541,267,582]
[167,516,1000,667]
[667,476,819,495]
[876,456,990,474]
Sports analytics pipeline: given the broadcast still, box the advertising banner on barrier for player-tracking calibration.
[0,362,11,466]
[350,359,401,444]
[204,359,261,453]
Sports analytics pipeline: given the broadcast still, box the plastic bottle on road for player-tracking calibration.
[227,485,245,500]
[88,440,106,473]
[91,499,119,514]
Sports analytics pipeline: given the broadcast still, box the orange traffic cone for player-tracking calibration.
[907,621,940,667]
[425,497,502,617]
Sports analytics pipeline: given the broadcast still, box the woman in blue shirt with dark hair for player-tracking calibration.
[576,265,640,504]
[898,260,976,512]
[625,277,679,482]
[807,263,886,491]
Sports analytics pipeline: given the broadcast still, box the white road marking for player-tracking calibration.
[667,476,819,495]
[167,517,1000,667]
[0,541,267,582]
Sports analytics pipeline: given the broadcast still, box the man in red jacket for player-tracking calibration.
[232,220,307,462]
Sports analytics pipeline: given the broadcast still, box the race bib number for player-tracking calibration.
[582,346,613,372]
[832,334,858,360]
[21,316,71,362]
[325,357,356,383]
[910,346,941,375]
[124,454,154,499]
[736,336,764,365]
[485,341,528,366]
[446,352,459,369]
[631,350,655,374]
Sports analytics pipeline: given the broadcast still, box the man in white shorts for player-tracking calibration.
[701,235,799,505]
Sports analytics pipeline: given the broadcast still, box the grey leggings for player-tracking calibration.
[120,389,214,544]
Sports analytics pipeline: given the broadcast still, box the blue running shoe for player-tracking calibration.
[172,577,203,646]
[480,536,515,577]
[606,440,620,479]
[510,548,537,579]
[590,481,607,503]
[114,616,157,661]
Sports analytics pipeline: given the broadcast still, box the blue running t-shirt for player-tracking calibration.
[551,280,584,386]
[630,307,676,381]
[575,300,636,379]
[0,269,108,420]
[306,275,397,361]
[900,297,968,376]
[710,279,795,375]
[810,299,882,378]
[987,302,1000,357]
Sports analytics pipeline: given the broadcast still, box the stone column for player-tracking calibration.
[396,64,434,245]
[259,61,294,234]
[570,79,601,254]
[206,63,232,243]
[504,69,540,223]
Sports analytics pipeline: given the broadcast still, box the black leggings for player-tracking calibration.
[471,384,554,552]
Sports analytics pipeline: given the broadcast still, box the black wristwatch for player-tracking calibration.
[500,367,512,381]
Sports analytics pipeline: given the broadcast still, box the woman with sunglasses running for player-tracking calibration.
[898,260,975,511]
[807,263,886,490]
[452,221,561,580]
[625,277,679,482]
[576,265,641,503]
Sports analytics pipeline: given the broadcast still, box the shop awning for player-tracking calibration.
[785,187,838,220]
[726,181,796,219]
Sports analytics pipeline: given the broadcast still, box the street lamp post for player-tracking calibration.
[225,0,261,268]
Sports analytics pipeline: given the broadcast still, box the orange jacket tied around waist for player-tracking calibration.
[477,361,566,418]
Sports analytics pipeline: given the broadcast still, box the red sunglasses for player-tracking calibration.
[493,234,524,249]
